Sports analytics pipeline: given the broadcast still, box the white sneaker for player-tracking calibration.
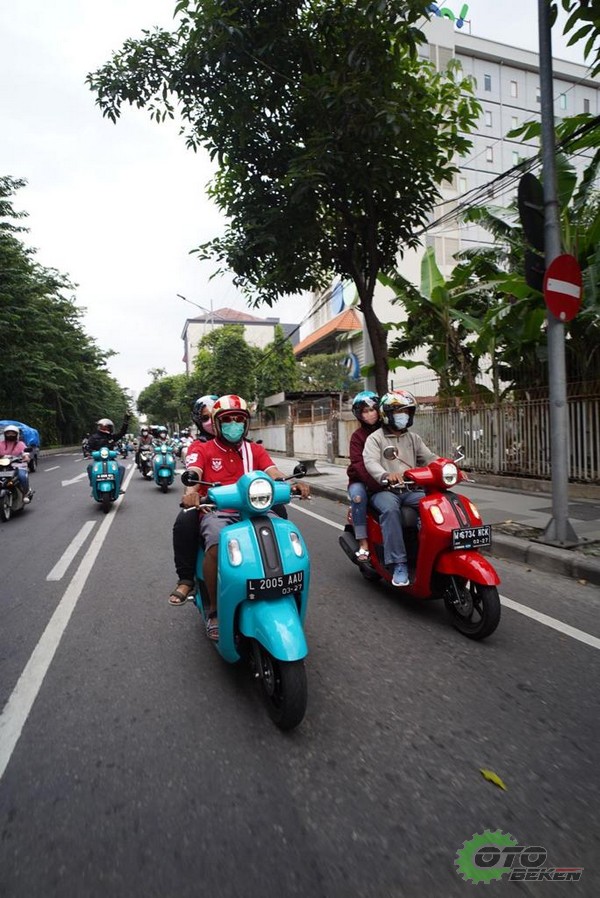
[392,563,409,587]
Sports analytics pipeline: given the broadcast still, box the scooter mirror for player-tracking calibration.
[383,446,398,460]
[454,445,466,463]
[293,463,307,478]
[180,470,200,487]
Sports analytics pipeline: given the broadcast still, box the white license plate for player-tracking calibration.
[247,571,304,600]
[95,473,114,481]
[452,525,492,549]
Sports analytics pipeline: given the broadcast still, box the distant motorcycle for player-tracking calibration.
[90,447,122,513]
[138,445,153,479]
[153,442,176,493]
[0,456,31,521]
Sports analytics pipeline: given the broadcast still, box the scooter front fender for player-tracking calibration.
[435,550,500,585]
[97,481,115,493]
[239,597,308,662]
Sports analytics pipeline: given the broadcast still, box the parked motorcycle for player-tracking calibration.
[138,445,153,479]
[90,447,122,513]
[0,456,30,521]
[153,442,176,492]
[339,446,501,640]
[180,465,310,730]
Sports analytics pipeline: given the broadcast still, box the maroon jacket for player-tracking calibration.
[346,424,382,493]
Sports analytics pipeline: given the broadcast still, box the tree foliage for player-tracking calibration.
[0,177,130,444]
[87,0,480,394]
[558,0,600,78]
[255,324,300,406]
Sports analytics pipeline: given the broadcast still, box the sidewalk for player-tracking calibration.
[271,454,600,587]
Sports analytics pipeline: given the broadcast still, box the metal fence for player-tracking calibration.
[252,395,600,483]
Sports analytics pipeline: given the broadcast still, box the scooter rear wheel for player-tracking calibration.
[443,579,501,640]
[101,494,111,514]
[255,645,307,731]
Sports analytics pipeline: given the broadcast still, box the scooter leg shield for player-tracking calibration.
[239,597,308,662]
[435,550,500,585]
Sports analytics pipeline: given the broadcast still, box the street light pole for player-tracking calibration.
[176,293,216,331]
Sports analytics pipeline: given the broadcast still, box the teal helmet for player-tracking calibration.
[351,391,380,421]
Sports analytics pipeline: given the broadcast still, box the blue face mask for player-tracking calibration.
[393,412,410,430]
[221,422,245,443]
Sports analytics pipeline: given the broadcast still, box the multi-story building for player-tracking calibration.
[297,16,599,396]
[182,306,300,375]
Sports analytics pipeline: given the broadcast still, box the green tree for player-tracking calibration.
[137,373,189,426]
[559,0,600,77]
[297,352,355,392]
[191,325,259,399]
[256,325,300,406]
[0,176,130,444]
[87,0,480,394]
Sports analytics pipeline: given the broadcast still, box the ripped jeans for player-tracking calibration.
[348,482,369,540]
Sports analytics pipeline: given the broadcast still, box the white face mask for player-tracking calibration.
[393,412,410,430]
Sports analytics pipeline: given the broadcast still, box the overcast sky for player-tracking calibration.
[0,0,587,397]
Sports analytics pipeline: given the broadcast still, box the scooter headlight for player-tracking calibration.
[100,447,109,459]
[442,463,458,486]
[248,478,273,510]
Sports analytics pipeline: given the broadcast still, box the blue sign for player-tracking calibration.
[428,2,469,28]
[330,282,344,315]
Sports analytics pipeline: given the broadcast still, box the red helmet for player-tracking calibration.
[212,395,250,443]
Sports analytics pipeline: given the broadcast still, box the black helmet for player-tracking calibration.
[192,395,218,432]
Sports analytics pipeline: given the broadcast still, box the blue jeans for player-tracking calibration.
[370,489,424,567]
[348,482,369,540]
[15,465,29,496]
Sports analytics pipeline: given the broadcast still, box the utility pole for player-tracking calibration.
[537,0,578,546]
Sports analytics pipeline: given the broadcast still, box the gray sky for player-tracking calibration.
[0,0,587,396]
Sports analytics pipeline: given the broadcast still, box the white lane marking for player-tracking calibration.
[500,596,600,651]
[61,472,89,487]
[46,521,96,581]
[0,464,136,782]
[44,466,60,472]
[292,502,600,651]
[292,502,345,530]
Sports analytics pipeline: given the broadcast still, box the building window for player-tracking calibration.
[510,80,518,98]
[559,93,567,110]
[486,146,494,163]
[512,150,520,165]
[511,115,519,130]
[485,110,492,127]
[584,97,590,113]
[458,176,467,194]
[536,86,541,103]
[484,73,492,91]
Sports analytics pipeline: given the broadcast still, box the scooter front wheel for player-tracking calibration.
[0,492,12,522]
[255,644,307,731]
[443,578,501,640]
[101,494,111,514]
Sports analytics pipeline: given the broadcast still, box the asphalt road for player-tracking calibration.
[1,451,599,897]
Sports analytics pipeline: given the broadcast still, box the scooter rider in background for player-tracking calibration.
[363,391,438,588]
[0,425,33,502]
[86,413,131,489]
[135,426,154,468]
[169,394,311,641]
[191,394,219,442]
[346,391,381,560]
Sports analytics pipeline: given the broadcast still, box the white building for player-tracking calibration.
[299,17,599,397]
[182,307,300,375]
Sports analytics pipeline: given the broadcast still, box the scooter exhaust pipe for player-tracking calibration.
[339,530,360,565]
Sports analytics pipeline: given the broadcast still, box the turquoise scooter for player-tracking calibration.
[90,447,122,513]
[153,442,176,492]
[181,466,310,730]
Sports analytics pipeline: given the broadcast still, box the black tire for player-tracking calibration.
[101,494,111,514]
[443,579,501,640]
[160,479,169,493]
[28,457,37,473]
[256,645,307,731]
[0,492,12,522]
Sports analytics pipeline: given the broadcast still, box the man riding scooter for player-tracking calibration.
[363,391,439,587]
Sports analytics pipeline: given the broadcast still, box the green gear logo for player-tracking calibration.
[455,830,518,884]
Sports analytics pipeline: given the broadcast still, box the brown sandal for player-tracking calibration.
[168,580,194,606]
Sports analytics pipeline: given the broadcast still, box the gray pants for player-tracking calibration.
[370,490,423,566]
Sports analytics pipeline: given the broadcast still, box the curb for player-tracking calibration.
[305,480,600,588]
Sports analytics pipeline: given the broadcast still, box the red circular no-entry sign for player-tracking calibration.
[543,254,583,322]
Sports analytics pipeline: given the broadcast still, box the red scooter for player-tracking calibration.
[339,447,501,639]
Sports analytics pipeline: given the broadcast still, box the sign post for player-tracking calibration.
[536,0,578,547]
